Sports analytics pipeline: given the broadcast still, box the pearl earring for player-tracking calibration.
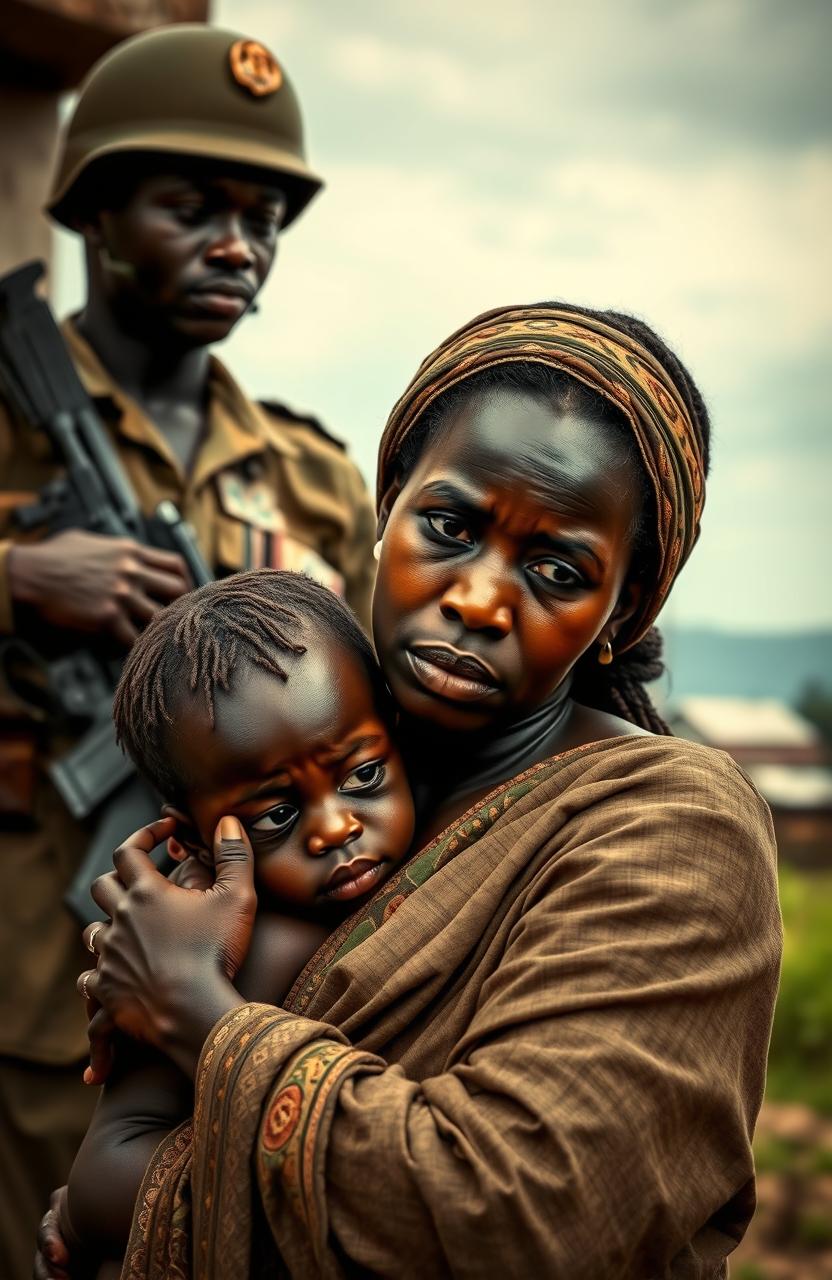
[373,540,383,562]
[598,641,613,666]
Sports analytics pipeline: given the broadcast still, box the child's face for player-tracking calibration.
[170,641,415,912]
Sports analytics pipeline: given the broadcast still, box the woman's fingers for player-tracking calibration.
[70,813,254,1067]
[109,815,177,886]
[212,815,256,900]
[76,968,98,1014]
[90,870,122,917]
[169,855,214,890]
[210,817,257,978]
[82,920,108,956]
[116,816,177,862]
[85,1006,116,1086]
[112,842,162,886]
[89,815,175,908]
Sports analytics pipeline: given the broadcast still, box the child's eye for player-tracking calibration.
[340,762,386,794]
[250,803,299,837]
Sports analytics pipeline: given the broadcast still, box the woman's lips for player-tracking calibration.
[323,858,387,902]
[405,646,502,703]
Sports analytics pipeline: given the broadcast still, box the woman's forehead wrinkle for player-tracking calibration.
[444,396,628,506]
[440,443,621,530]
[512,446,621,515]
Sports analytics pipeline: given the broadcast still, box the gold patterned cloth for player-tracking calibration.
[122,737,781,1279]
[376,304,706,651]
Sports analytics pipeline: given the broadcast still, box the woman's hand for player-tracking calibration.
[83,852,219,1086]
[78,816,256,1078]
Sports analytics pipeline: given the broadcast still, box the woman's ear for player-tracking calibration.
[376,474,403,542]
[607,580,644,642]
[160,803,208,864]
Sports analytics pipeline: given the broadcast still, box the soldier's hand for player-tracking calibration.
[8,529,190,647]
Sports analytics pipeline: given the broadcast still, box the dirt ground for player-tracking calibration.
[730,1102,832,1279]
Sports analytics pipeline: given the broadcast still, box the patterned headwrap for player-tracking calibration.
[377,304,705,651]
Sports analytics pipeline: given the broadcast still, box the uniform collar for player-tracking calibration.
[62,316,118,400]
[61,318,300,485]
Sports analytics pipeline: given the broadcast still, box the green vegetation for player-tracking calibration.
[765,866,832,1114]
[730,866,832,1274]
[733,1264,767,1280]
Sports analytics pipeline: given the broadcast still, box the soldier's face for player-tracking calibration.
[92,164,287,345]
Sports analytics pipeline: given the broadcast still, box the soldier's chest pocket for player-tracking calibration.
[215,474,345,597]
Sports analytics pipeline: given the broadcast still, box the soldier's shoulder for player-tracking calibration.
[259,399,347,452]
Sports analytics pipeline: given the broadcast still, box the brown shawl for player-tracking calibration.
[122,736,780,1279]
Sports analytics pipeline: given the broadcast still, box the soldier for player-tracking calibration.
[0,24,376,1275]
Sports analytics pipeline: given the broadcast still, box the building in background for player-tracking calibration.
[670,696,832,869]
[0,0,208,281]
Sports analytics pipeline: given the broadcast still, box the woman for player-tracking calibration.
[58,304,781,1278]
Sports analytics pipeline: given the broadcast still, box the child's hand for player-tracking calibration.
[33,1186,73,1279]
[84,1004,117,1087]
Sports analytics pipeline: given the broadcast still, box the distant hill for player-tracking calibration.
[655,628,832,705]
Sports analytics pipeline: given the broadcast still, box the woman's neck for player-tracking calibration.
[402,680,575,842]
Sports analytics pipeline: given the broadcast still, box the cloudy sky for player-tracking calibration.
[54,0,831,633]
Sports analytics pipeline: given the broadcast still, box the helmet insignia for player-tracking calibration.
[229,39,283,97]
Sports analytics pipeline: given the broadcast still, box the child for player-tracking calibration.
[62,570,416,1277]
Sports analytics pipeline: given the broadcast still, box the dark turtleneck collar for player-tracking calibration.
[400,676,575,833]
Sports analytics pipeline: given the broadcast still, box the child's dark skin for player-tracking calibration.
[65,639,414,1275]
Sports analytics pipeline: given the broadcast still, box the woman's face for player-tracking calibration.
[372,388,644,733]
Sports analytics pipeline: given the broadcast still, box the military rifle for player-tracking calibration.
[0,261,212,922]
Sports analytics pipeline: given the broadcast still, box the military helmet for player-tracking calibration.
[47,24,323,231]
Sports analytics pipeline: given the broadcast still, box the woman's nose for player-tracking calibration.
[439,560,513,637]
[305,804,363,857]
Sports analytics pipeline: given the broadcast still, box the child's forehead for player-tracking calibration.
[196,644,384,753]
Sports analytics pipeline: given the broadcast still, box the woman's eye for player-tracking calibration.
[528,560,583,588]
[340,762,386,794]
[426,513,474,545]
[250,803,298,836]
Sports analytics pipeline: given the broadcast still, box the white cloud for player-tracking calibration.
[328,35,473,111]
[228,144,832,391]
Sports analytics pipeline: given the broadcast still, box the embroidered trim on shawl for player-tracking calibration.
[257,1040,364,1250]
[121,1120,194,1280]
[192,1004,296,1275]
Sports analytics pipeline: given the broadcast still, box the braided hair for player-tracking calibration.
[113,569,389,802]
[392,303,711,735]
